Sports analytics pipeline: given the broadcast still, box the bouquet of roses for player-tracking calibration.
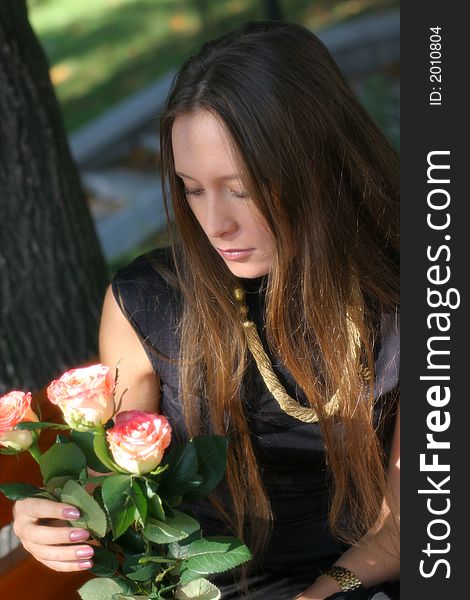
[0,364,251,600]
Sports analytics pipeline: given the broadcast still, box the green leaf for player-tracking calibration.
[82,475,110,485]
[89,546,119,577]
[102,474,135,539]
[0,448,22,456]
[144,479,165,521]
[148,492,165,521]
[92,486,110,529]
[113,596,150,600]
[71,430,110,473]
[158,442,198,498]
[113,596,149,600]
[129,480,147,525]
[78,577,127,600]
[126,564,159,583]
[158,437,228,505]
[60,480,108,537]
[180,537,252,585]
[143,509,200,544]
[0,482,43,501]
[39,442,86,483]
[111,500,136,541]
[16,421,70,431]
[175,578,221,600]
[93,430,126,473]
[46,475,75,497]
[123,553,160,582]
[168,542,191,560]
[185,436,228,501]
[114,527,146,555]
[33,490,56,500]
[166,494,184,508]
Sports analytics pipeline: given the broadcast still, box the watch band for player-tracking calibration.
[322,565,363,592]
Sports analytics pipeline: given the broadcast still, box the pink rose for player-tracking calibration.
[47,364,115,432]
[106,411,172,474]
[0,391,38,451]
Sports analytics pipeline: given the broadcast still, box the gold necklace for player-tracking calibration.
[234,287,368,423]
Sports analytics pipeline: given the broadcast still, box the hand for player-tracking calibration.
[12,497,95,572]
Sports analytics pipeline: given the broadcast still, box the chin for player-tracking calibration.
[226,262,270,279]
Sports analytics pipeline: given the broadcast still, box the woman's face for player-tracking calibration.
[172,109,275,278]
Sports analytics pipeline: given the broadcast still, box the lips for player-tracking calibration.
[216,248,254,261]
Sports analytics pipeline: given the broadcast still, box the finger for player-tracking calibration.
[13,498,80,522]
[26,525,89,546]
[25,541,95,563]
[41,558,94,573]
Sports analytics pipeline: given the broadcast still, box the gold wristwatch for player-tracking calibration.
[322,565,363,592]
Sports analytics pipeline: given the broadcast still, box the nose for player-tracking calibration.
[202,195,238,239]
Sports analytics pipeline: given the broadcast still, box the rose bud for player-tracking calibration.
[0,391,39,452]
[106,411,172,475]
[47,364,115,432]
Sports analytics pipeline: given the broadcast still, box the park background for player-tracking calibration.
[0,1,399,597]
[27,0,400,272]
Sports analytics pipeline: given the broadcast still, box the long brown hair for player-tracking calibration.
[159,20,399,554]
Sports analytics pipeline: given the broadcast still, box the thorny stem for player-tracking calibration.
[155,562,179,583]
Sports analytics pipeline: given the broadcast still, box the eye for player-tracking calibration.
[183,188,203,198]
[229,190,249,199]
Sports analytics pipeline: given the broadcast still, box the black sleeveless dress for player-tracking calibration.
[111,247,400,600]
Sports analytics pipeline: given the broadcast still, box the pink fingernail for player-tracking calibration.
[76,547,94,559]
[70,529,89,542]
[79,560,93,570]
[63,508,80,519]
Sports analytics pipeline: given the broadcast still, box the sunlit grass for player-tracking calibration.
[28,0,398,132]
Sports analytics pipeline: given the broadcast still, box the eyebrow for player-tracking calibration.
[175,172,241,181]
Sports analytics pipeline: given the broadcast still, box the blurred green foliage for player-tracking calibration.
[28,0,399,132]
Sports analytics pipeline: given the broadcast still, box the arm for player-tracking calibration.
[99,283,161,413]
[13,284,161,572]
[296,405,400,600]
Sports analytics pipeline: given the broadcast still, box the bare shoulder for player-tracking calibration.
[99,284,161,413]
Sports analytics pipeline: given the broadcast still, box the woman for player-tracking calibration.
[13,20,400,599]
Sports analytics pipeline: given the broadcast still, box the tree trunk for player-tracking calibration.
[0,0,109,393]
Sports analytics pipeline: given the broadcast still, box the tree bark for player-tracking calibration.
[0,1,109,393]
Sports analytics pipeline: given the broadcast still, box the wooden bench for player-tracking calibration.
[0,379,96,599]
